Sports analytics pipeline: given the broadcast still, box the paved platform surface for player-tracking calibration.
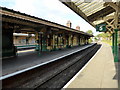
[2,44,94,76]
[64,43,119,89]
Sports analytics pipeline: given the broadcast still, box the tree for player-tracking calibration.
[96,32,111,40]
[86,30,93,35]
[86,30,93,43]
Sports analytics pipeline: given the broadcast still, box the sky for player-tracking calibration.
[0,0,100,35]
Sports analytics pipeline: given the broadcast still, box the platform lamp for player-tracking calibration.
[38,32,43,56]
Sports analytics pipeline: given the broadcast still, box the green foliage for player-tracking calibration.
[94,37,98,40]
[88,38,93,43]
[102,40,112,46]
[86,30,93,43]
[86,30,93,35]
[96,32,112,45]
[96,32,112,40]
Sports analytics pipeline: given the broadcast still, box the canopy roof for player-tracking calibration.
[60,0,120,33]
[0,6,93,37]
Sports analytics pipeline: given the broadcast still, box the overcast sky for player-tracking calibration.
[0,0,100,35]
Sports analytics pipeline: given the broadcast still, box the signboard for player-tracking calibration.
[96,24,106,32]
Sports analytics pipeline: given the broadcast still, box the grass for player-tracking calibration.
[101,40,112,46]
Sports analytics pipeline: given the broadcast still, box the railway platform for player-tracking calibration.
[2,43,95,79]
[63,43,119,89]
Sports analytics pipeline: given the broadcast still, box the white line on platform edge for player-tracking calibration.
[62,44,103,89]
[0,44,95,80]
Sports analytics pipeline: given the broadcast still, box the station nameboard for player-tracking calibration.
[96,24,106,32]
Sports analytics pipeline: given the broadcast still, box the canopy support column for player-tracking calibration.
[114,29,118,62]
[112,33,115,54]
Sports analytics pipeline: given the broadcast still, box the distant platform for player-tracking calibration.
[63,43,118,88]
[2,44,94,78]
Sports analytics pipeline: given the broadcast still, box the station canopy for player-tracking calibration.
[60,0,120,33]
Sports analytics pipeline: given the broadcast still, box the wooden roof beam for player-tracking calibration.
[81,2,100,11]
[104,2,120,12]
[88,6,115,22]
[60,1,95,27]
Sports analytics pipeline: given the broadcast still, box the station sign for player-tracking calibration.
[96,24,106,32]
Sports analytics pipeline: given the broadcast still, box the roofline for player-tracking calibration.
[60,1,95,27]
[0,6,93,37]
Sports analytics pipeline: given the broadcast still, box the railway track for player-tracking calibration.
[2,43,101,89]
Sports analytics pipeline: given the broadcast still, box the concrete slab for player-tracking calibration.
[64,43,118,88]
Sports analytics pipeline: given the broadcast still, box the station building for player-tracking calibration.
[13,21,82,46]
[1,7,93,58]
[13,33,36,46]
